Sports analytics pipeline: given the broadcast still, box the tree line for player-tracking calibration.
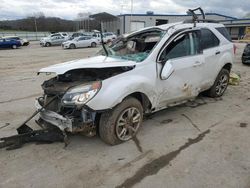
[0,12,100,32]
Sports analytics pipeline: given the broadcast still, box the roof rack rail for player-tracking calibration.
[185,7,217,27]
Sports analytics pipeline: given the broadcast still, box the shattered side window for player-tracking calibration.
[101,29,165,62]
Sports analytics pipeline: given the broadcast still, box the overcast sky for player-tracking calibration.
[0,0,249,20]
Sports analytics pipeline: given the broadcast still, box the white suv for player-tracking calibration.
[36,20,234,145]
[40,33,69,47]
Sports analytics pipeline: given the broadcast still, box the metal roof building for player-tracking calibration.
[90,12,250,39]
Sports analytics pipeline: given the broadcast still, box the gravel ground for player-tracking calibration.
[0,42,249,188]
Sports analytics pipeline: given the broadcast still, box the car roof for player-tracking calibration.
[127,21,225,38]
[157,22,225,30]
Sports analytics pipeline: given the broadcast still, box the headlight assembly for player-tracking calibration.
[62,81,101,106]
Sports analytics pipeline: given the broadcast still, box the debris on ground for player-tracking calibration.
[0,124,65,150]
[229,72,241,85]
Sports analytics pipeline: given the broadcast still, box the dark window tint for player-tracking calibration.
[200,29,219,50]
[160,33,191,61]
[78,37,84,40]
[216,27,232,42]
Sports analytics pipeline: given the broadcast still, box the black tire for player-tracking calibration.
[12,45,17,49]
[91,42,97,48]
[205,69,230,98]
[99,97,143,145]
[70,44,76,49]
[45,42,51,47]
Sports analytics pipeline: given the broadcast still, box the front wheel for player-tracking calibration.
[205,69,229,98]
[91,42,97,47]
[12,45,17,49]
[70,44,76,49]
[99,97,143,145]
[45,42,51,47]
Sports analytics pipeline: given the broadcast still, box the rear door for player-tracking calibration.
[199,28,221,87]
[76,37,86,47]
[157,30,205,106]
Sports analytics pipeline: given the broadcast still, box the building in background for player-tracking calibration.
[89,12,250,40]
[220,19,250,39]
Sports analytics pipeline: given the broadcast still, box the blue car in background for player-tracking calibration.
[0,38,21,49]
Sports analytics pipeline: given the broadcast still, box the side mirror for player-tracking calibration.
[161,60,174,80]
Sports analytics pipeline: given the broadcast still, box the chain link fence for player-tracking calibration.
[0,31,50,41]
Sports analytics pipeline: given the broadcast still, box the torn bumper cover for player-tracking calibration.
[35,99,73,132]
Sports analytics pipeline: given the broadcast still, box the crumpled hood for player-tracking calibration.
[38,55,136,75]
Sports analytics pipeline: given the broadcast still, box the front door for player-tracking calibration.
[157,30,205,107]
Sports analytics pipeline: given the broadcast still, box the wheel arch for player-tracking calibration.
[222,63,232,72]
[124,92,152,113]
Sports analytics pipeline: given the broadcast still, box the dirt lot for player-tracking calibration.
[0,42,250,188]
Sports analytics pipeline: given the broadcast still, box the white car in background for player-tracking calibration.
[104,32,117,42]
[62,36,98,49]
[92,32,117,44]
[40,32,69,47]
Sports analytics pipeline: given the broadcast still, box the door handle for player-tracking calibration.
[215,51,220,55]
[193,61,202,67]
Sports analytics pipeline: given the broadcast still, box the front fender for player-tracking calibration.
[86,71,157,111]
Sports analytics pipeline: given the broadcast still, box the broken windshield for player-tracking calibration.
[99,29,165,62]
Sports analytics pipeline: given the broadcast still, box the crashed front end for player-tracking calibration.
[36,66,132,136]
[36,77,101,136]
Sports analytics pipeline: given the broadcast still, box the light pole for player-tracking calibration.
[130,0,133,32]
[34,17,38,40]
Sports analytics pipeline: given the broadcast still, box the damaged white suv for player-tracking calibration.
[36,20,234,145]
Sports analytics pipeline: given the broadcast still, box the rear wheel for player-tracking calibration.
[99,97,143,145]
[12,45,17,49]
[70,44,76,49]
[91,42,97,47]
[205,69,229,97]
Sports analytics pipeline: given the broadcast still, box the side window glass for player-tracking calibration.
[160,33,191,61]
[200,29,219,50]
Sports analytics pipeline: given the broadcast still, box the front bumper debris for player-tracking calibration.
[0,124,65,150]
[35,99,73,132]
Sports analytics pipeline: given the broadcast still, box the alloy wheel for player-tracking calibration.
[215,74,228,96]
[115,107,142,141]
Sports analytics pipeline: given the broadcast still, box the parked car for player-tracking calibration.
[36,19,233,145]
[62,36,98,49]
[0,38,21,49]
[40,35,67,47]
[242,43,250,64]
[92,32,116,43]
[104,32,117,42]
[49,32,69,39]
[69,32,90,40]
[40,33,69,47]
[2,36,29,46]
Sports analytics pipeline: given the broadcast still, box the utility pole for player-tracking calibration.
[34,17,38,40]
[130,0,133,32]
